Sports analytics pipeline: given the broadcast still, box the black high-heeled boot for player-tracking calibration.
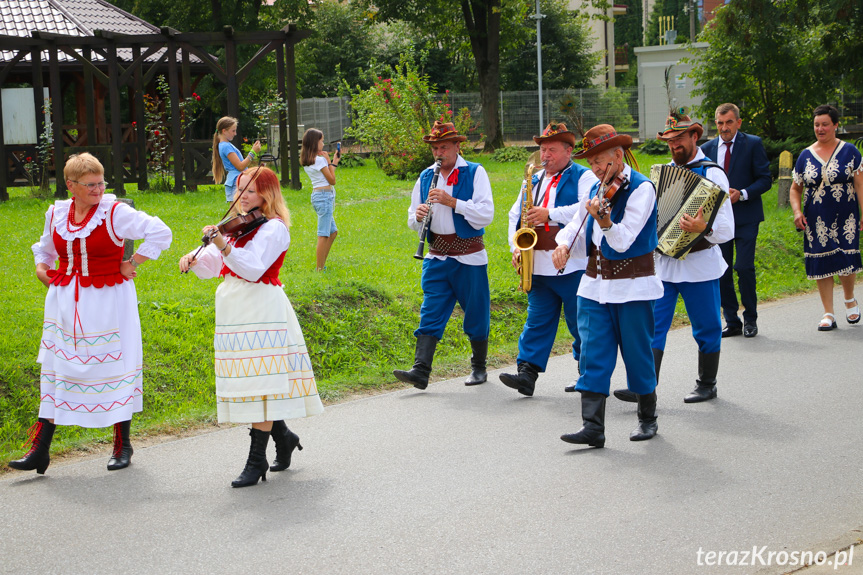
[270,420,302,472]
[630,391,658,441]
[9,418,56,475]
[232,428,270,488]
[107,419,133,471]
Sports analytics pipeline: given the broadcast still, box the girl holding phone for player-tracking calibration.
[300,129,340,271]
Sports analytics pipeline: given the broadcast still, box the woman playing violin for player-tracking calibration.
[179,167,324,488]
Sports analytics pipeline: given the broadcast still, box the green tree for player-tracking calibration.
[500,0,599,91]
[687,0,833,140]
[645,0,698,46]
[361,0,534,151]
[613,0,643,87]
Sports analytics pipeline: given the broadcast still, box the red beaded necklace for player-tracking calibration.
[66,198,99,232]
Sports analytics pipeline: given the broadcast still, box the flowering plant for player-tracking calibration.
[345,53,479,180]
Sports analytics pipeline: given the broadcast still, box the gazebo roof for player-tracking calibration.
[0,0,199,64]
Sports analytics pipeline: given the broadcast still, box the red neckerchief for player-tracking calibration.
[446,168,459,187]
[539,172,562,231]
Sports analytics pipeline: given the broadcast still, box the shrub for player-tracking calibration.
[345,53,479,180]
[337,152,365,168]
[761,136,810,179]
[639,138,668,155]
[490,146,530,163]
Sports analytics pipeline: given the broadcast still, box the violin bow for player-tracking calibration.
[557,162,614,275]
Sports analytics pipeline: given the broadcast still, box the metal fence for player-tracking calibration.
[296,88,640,145]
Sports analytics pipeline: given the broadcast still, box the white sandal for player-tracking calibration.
[844,298,860,324]
[818,313,837,331]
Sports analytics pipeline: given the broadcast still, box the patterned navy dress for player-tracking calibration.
[793,141,863,279]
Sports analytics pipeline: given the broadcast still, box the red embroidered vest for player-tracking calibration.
[49,203,127,288]
[219,221,286,286]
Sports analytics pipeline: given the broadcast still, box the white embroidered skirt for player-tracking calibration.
[214,276,324,423]
[37,280,143,428]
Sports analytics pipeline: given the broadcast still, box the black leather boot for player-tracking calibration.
[9,418,56,475]
[464,339,488,386]
[270,420,302,472]
[630,391,658,441]
[684,351,719,403]
[614,348,663,403]
[499,361,539,397]
[107,419,133,471]
[560,391,606,448]
[393,335,438,390]
[232,428,270,488]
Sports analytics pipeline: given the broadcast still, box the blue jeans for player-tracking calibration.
[224,185,235,202]
[311,191,337,237]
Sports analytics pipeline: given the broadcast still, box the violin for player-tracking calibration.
[596,165,627,218]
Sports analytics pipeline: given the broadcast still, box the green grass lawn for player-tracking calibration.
[0,150,810,464]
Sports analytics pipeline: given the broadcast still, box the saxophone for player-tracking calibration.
[514,151,544,293]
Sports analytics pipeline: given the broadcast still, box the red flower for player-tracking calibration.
[195,94,201,101]
[192,92,198,97]
[447,110,453,115]
[26,156,32,162]
[154,130,160,136]
[132,121,137,126]
[446,89,450,94]
[384,99,389,104]
[243,137,248,142]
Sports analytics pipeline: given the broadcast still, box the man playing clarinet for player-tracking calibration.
[612,113,734,405]
[553,124,663,447]
[393,120,494,390]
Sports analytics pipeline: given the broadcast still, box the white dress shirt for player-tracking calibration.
[654,149,734,283]
[507,163,598,276]
[408,156,495,266]
[555,164,664,304]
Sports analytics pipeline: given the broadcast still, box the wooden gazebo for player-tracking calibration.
[0,0,310,199]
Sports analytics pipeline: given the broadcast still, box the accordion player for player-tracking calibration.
[651,163,729,259]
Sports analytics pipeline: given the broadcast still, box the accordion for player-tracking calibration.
[651,164,728,259]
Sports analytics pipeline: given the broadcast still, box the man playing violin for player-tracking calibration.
[500,123,598,396]
[612,113,734,406]
[393,120,494,390]
[552,124,663,447]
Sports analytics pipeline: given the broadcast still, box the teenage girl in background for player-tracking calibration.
[212,116,262,202]
[300,128,340,271]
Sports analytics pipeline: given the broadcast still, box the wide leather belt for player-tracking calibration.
[586,247,655,280]
[533,225,560,251]
[429,233,485,256]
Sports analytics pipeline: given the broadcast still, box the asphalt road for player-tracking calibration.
[2,290,862,575]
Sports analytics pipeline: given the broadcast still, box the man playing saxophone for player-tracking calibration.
[499,123,598,396]
[393,120,494,390]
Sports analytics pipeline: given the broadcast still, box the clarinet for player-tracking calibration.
[414,159,443,260]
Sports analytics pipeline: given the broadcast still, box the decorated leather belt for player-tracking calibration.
[687,238,713,253]
[586,247,655,280]
[533,225,560,251]
[429,233,485,256]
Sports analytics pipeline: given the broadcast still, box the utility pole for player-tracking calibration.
[689,0,697,40]
[531,0,545,131]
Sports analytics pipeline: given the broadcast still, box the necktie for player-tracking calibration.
[724,141,732,171]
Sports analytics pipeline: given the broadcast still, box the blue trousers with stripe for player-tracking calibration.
[415,258,490,341]
[517,271,583,371]
[652,279,722,354]
[573,296,657,396]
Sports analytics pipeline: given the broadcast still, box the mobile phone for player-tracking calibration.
[336,142,341,155]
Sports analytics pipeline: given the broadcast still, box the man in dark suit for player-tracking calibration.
[701,103,772,338]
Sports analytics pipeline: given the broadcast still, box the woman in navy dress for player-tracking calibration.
[790,105,863,330]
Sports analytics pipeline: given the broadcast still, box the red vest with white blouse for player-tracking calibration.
[219,220,286,286]
[48,203,127,288]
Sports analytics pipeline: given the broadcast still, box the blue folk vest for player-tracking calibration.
[517,162,590,228]
[585,168,658,260]
[419,161,484,238]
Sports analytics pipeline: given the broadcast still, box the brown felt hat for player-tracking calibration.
[573,124,633,159]
[656,113,704,140]
[533,122,577,147]
[423,120,467,143]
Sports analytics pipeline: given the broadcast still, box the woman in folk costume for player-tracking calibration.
[179,166,324,488]
[10,152,172,475]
